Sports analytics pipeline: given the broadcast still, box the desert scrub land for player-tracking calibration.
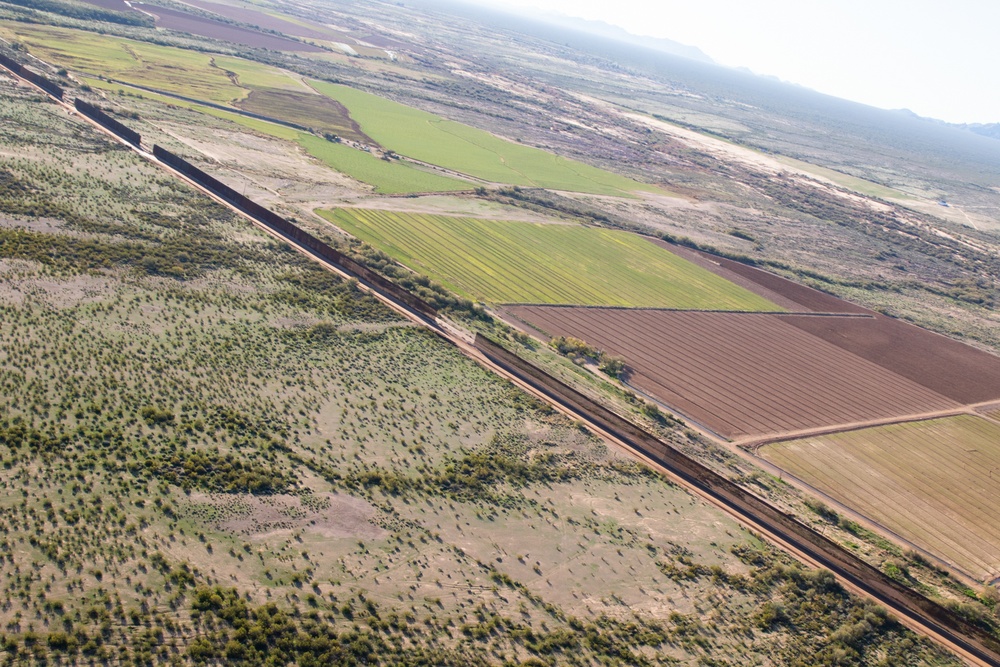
[0,74,964,665]
[321,208,780,310]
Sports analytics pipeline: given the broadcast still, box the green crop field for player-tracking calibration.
[298,134,470,194]
[320,208,782,309]
[761,415,1000,582]
[309,80,655,196]
[2,21,645,197]
[80,76,469,194]
[5,20,320,104]
[211,55,310,93]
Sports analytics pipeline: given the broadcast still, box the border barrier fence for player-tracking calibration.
[152,144,438,319]
[74,99,141,146]
[0,52,64,100]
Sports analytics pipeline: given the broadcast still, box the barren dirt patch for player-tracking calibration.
[184,492,386,540]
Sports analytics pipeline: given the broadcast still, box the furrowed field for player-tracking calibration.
[508,308,957,438]
[760,415,1000,582]
[321,207,782,309]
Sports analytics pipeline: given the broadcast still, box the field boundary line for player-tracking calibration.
[471,333,1000,667]
[499,302,874,317]
[737,408,979,451]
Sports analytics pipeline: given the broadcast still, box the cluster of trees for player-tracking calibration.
[549,335,627,379]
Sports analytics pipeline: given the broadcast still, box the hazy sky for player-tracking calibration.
[469,0,999,124]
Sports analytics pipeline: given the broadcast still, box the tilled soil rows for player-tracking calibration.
[508,307,960,438]
[783,314,1000,404]
[143,5,325,52]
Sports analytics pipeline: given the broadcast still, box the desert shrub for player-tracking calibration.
[142,450,295,494]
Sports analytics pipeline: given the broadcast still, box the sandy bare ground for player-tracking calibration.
[186,491,386,540]
[0,266,117,308]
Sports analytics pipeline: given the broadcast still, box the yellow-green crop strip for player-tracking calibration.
[310,81,658,197]
[320,208,782,309]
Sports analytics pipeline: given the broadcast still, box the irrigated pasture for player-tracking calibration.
[322,208,781,309]
[507,307,958,438]
[300,136,469,194]
[310,81,655,196]
[211,55,311,92]
[760,415,1000,582]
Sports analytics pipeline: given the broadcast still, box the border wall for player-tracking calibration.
[74,99,141,146]
[152,144,438,319]
[473,332,1000,667]
[0,52,64,100]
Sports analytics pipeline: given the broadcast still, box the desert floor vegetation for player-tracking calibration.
[0,75,965,665]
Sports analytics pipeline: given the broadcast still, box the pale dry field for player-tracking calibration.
[761,415,1000,582]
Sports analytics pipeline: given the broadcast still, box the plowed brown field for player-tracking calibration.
[508,307,959,438]
[783,314,1000,404]
[651,240,872,314]
[176,0,333,39]
[144,5,324,52]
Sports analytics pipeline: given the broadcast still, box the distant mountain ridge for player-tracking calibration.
[894,109,1000,141]
[532,14,714,64]
[960,123,1000,140]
